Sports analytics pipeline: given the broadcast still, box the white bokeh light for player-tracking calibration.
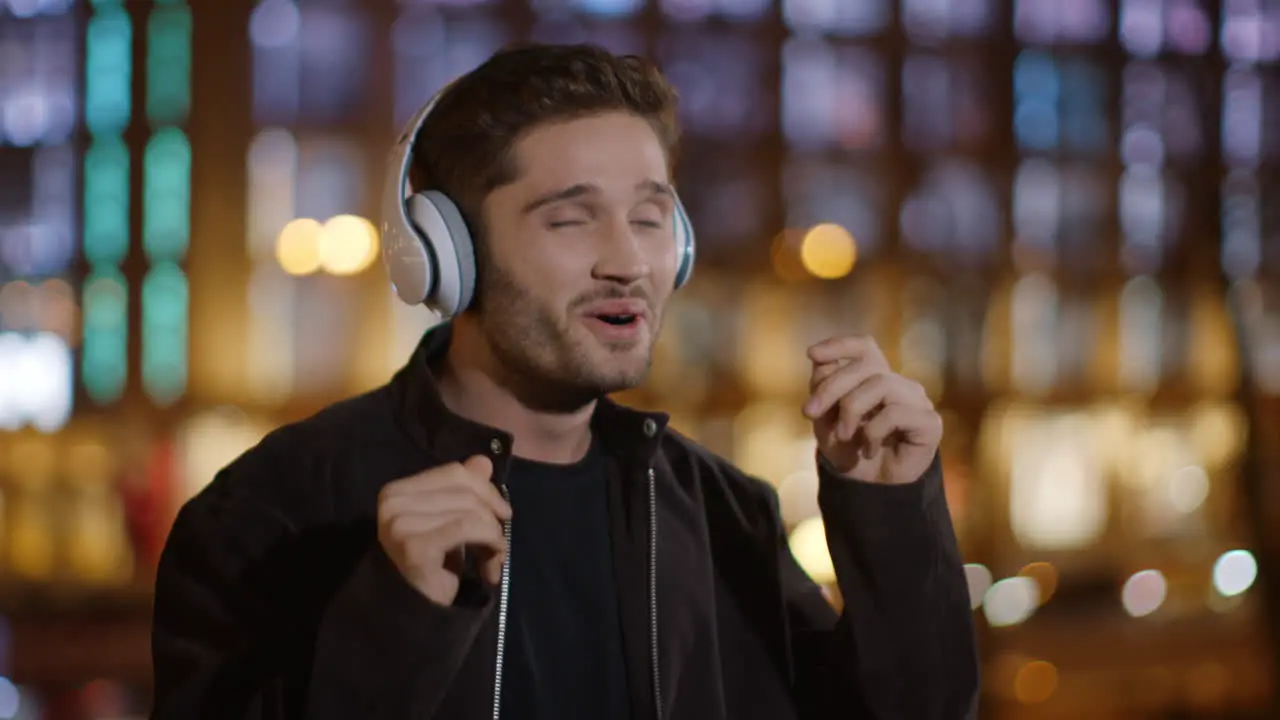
[983,576,1040,627]
[1122,569,1168,618]
[964,564,993,610]
[0,332,73,433]
[1213,550,1258,598]
[1166,465,1210,514]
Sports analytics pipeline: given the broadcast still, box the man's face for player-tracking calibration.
[471,111,679,408]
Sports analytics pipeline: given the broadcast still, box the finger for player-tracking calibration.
[423,513,508,561]
[835,375,928,439]
[462,453,494,480]
[383,461,511,520]
[483,553,507,585]
[860,405,943,459]
[807,335,887,366]
[459,455,511,519]
[805,364,886,420]
[808,358,850,392]
[385,507,507,559]
[382,489,505,531]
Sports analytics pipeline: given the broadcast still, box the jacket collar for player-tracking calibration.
[391,322,669,465]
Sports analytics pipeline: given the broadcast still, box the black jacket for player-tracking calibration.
[150,325,979,719]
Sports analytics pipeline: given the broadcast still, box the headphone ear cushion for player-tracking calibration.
[672,193,696,290]
[406,190,477,316]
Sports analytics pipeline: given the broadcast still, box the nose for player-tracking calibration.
[591,216,650,286]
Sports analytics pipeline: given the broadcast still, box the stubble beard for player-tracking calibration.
[474,260,658,413]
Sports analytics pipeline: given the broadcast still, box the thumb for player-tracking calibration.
[462,453,494,479]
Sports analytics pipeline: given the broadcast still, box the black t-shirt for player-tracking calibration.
[498,442,631,720]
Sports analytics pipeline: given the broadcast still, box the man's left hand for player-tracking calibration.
[802,335,942,485]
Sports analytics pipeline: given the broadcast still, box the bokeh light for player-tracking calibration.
[1213,549,1258,597]
[318,214,380,276]
[799,223,857,280]
[788,517,834,585]
[0,676,18,719]
[1122,569,1168,618]
[1014,660,1059,704]
[1018,562,1059,605]
[275,218,323,276]
[983,576,1040,627]
[963,563,992,610]
[1166,465,1210,514]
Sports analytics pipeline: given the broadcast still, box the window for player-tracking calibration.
[251,1,373,124]
[659,29,773,137]
[902,0,998,42]
[1012,161,1110,274]
[899,160,1002,263]
[295,137,365,220]
[1,5,82,429]
[782,0,891,35]
[1221,171,1262,279]
[902,53,993,151]
[1119,168,1183,273]
[1014,52,1109,154]
[143,0,192,407]
[246,128,298,259]
[250,0,300,124]
[530,17,643,55]
[1014,0,1111,44]
[676,148,771,251]
[782,40,885,150]
[1220,0,1280,64]
[146,3,192,124]
[81,1,131,407]
[141,262,189,405]
[1010,273,1060,393]
[143,127,192,262]
[1119,275,1164,392]
[1120,0,1214,57]
[393,10,508,127]
[298,6,371,123]
[1,13,78,146]
[659,0,772,23]
[1222,68,1280,164]
[530,0,644,17]
[1121,62,1208,165]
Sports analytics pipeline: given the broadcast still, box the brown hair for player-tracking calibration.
[408,43,681,239]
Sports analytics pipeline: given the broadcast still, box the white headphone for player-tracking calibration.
[380,85,698,317]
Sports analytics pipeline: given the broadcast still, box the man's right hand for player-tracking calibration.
[377,454,512,606]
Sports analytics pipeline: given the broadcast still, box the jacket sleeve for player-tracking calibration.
[150,444,492,719]
[784,454,979,719]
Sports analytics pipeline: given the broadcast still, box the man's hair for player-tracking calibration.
[408,43,681,238]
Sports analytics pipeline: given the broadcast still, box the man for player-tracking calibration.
[150,44,978,719]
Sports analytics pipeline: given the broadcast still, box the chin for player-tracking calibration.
[573,354,651,396]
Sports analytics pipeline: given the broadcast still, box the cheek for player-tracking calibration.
[647,234,680,283]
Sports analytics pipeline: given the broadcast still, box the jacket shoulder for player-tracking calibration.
[658,429,783,529]
[182,386,404,529]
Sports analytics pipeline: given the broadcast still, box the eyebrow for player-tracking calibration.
[521,180,674,215]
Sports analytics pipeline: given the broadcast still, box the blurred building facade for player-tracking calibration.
[1,0,1279,718]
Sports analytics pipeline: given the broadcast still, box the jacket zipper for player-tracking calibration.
[488,472,661,720]
[648,467,663,720]
[491,484,513,720]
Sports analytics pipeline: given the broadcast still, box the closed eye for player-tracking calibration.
[632,220,664,229]
[548,220,586,229]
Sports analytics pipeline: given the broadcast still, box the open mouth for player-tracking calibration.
[594,314,638,326]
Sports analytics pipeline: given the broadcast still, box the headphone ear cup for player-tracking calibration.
[404,190,477,317]
[672,193,696,290]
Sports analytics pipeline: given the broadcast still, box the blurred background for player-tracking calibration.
[1,0,1280,717]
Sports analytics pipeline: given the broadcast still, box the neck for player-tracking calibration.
[434,321,596,465]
